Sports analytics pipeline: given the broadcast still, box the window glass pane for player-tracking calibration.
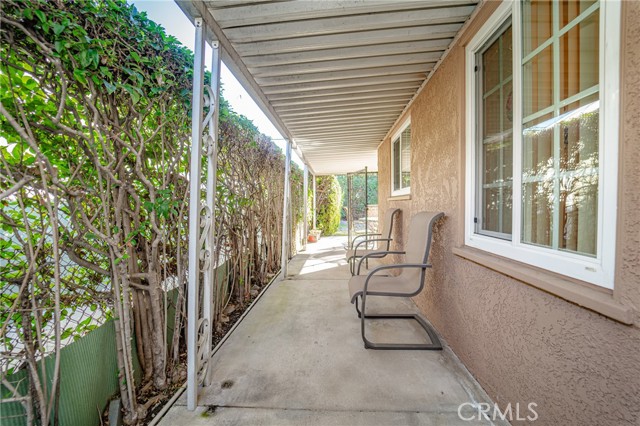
[393,137,400,192]
[482,138,513,235]
[477,22,513,238]
[559,96,599,256]
[522,180,554,248]
[483,37,500,90]
[522,113,554,176]
[502,81,513,135]
[560,94,599,173]
[483,187,501,232]
[401,127,411,189]
[521,1,600,256]
[560,0,596,28]
[522,113,554,249]
[560,10,599,101]
[522,0,553,56]
[523,44,553,117]
[560,176,598,255]
[484,90,501,138]
[482,187,513,235]
[521,101,599,255]
[502,26,513,79]
[483,142,502,184]
[499,140,513,235]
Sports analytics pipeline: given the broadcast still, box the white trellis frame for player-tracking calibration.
[281,139,292,277]
[312,172,317,229]
[303,164,309,251]
[186,17,221,411]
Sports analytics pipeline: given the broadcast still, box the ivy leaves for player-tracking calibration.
[14,0,190,107]
[143,189,178,219]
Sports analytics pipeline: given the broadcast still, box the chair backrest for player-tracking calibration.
[400,212,444,283]
[379,208,401,250]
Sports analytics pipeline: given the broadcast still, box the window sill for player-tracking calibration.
[452,246,634,325]
[388,194,411,201]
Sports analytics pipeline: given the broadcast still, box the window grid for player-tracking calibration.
[464,0,619,288]
[521,0,600,253]
[476,21,512,239]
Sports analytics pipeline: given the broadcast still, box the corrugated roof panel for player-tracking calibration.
[177,0,479,174]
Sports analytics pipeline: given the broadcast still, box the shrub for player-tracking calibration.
[315,175,342,236]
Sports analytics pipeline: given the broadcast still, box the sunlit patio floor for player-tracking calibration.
[158,236,503,425]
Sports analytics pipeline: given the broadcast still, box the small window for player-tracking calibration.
[391,120,411,196]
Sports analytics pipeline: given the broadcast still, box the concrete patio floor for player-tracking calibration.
[158,237,504,426]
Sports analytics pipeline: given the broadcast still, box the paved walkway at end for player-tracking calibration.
[158,237,503,426]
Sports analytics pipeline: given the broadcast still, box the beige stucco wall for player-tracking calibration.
[377,1,640,424]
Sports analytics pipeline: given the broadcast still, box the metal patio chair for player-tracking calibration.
[348,211,444,350]
[345,207,401,275]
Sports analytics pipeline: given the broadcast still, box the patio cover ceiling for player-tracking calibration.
[176,0,479,175]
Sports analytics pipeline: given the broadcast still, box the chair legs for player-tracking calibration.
[354,295,362,318]
[354,295,443,350]
[348,256,369,276]
[348,256,365,276]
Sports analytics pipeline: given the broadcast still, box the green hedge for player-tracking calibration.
[315,175,342,236]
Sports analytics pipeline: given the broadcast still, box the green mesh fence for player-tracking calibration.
[1,264,229,426]
[1,320,141,426]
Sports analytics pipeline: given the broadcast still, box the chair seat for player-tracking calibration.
[348,274,419,303]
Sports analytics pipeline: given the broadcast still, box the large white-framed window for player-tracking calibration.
[464,0,620,289]
[391,118,411,196]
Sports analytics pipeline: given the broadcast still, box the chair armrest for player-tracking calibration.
[353,237,392,253]
[350,233,382,248]
[363,263,432,294]
[356,250,405,275]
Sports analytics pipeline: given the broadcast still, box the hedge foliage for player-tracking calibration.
[315,175,342,236]
[0,0,302,423]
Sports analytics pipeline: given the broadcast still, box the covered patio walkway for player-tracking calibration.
[158,237,502,425]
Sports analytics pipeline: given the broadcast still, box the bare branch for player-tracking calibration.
[0,176,34,200]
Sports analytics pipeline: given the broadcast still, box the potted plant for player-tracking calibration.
[308,229,322,243]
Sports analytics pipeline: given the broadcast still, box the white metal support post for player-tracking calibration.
[187,17,205,411]
[302,164,309,251]
[281,140,292,277]
[202,39,221,387]
[312,173,317,229]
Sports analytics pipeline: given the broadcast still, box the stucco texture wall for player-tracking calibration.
[377,2,640,425]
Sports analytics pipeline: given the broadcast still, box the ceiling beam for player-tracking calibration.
[284,112,399,126]
[288,122,393,134]
[301,139,384,147]
[255,64,431,86]
[267,82,421,101]
[249,54,440,77]
[233,23,463,55]
[295,130,387,140]
[223,5,476,42]
[270,90,414,107]
[292,125,391,138]
[305,151,379,158]
[283,110,403,124]
[278,102,408,118]
[210,1,477,28]
[262,73,424,94]
[275,99,409,113]
[242,38,453,67]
